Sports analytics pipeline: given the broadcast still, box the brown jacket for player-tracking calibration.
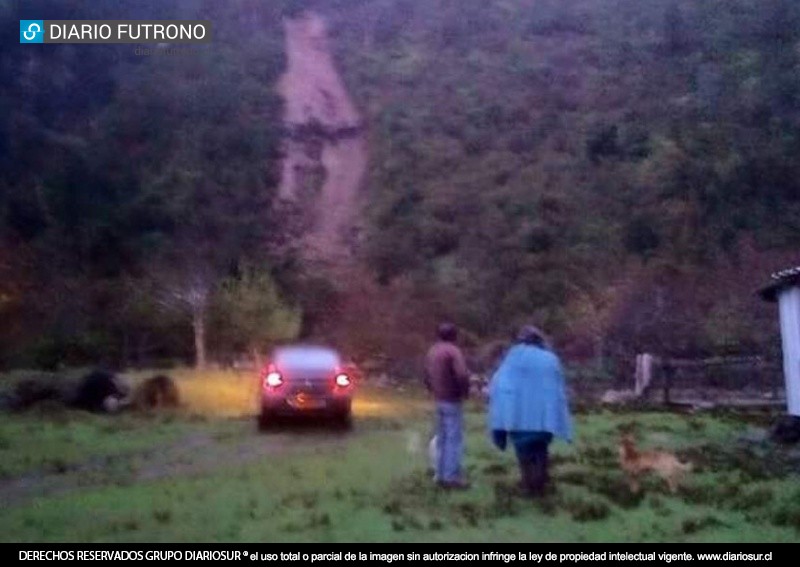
[424,341,470,402]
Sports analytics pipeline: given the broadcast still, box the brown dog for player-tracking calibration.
[619,433,692,493]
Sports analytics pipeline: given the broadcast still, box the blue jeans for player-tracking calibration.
[435,401,464,482]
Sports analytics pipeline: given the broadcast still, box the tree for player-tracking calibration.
[0,0,294,368]
[97,9,287,368]
[215,265,301,366]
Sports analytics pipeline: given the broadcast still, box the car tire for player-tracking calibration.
[258,407,275,431]
[336,402,353,430]
[337,411,352,430]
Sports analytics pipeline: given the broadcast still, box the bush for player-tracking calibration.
[72,370,129,413]
[5,376,63,410]
[134,375,180,410]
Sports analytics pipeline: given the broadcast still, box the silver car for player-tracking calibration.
[258,345,354,429]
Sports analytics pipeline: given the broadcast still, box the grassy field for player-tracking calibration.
[1,369,799,543]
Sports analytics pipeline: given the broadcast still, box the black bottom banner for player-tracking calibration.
[7,545,787,564]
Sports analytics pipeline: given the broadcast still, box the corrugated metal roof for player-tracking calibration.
[759,266,800,302]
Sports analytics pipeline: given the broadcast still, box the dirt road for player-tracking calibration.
[278,13,367,264]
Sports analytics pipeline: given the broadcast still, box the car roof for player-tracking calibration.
[273,345,341,369]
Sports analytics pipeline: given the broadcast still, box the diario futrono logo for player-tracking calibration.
[20,20,44,43]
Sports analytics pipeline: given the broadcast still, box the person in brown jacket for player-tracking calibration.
[424,322,471,489]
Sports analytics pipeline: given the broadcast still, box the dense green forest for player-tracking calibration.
[1,0,297,368]
[325,0,800,368]
[1,0,798,374]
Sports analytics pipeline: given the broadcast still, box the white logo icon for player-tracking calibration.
[23,22,41,41]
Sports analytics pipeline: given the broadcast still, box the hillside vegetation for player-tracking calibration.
[1,0,798,373]
[324,0,799,364]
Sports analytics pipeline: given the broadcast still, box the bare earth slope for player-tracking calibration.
[278,12,367,265]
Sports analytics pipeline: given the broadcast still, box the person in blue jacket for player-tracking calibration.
[487,325,573,496]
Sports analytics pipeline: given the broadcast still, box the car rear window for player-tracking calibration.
[274,347,340,370]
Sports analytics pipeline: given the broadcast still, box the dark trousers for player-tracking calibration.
[510,432,552,496]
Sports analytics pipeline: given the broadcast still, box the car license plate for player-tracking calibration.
[289,393,326,409]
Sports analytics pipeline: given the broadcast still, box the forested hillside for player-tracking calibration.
[1,0,297,368]
[1,0,798,373]
[323,0,800,365]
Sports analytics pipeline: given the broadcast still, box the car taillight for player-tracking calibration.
[264,371,283,388]
[335,373,351,387]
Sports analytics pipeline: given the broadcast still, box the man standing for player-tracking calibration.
[424,322,471,489]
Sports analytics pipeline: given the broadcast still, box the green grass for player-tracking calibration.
[0,412,206,480]
[1,368,798,542]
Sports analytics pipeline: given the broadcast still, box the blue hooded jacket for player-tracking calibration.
[487,344,573,443]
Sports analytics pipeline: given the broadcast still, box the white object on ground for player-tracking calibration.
[429,435,439,481]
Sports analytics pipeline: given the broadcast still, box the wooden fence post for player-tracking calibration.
[663,361,674,405]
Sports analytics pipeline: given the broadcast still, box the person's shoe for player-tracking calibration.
[437,478,471,490]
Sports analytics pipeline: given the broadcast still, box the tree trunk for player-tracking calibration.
[193,305,207,370]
